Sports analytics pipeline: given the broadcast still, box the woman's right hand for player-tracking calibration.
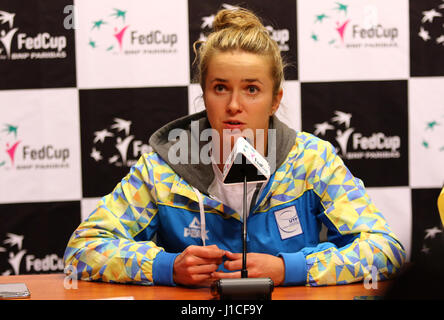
[173,244,225,287]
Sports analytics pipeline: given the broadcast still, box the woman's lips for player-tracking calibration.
[222,120,245,130]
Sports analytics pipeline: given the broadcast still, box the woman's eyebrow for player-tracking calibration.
[210,78,228,83]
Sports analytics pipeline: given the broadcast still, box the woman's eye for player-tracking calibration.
[247,86,259,94]
[214,84,225,92]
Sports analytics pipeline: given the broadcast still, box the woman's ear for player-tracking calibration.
[270,88,283,115]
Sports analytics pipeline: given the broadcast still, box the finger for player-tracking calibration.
[187,245,225,259]
[180,254,223,267]
[211,271,241,279]
[188,273,212,284]
[224,257,244,271]
[187,263,220,275]
[224,251,242,260]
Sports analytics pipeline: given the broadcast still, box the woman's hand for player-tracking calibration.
[211,251,285,286]
[173,244,225,287]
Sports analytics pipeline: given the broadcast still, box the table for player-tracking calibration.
[0,273,390,300]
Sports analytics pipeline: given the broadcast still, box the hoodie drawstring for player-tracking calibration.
[192,187,206,246]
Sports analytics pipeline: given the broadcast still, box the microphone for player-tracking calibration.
[211,137,274,300]
[221,136,270,185]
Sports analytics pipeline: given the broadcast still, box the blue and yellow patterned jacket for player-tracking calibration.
[64,111,405,286]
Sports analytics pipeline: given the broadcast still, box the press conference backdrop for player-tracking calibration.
[1,0,443,276]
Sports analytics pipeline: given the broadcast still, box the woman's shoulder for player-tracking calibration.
[292,131,337,156]
[135,151,175,175]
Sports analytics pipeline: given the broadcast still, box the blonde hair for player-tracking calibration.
[193,7,285,98]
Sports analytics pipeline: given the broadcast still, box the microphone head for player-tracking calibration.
[222,137,270,184]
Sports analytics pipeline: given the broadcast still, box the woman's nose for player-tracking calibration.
[226,90,241,113]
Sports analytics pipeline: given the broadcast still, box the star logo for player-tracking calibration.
[421,115,444,152]
[313,110,354,156]
[90,118,151,168]
[331,110,352,128]
[422,9,442,23]
[310,2,352,46]
[92,19,107,30]
[90,147,103,162]
[334,2,348,15]
[1,233,26,275]
[417,2,444,46]
[110,118,131,136]
[110,8,127,23]
[4,233,24,250]
[1,123,20,169]
[425,226,442,239]
[418,26,431,41]
[93,129,114,143]
[420,225,444,256]
[314,121,335,136]
[426,120,440,130]
[0,10,15,28]
[88,8,129,53]
[2,123,18,138]
[315,14,329,23]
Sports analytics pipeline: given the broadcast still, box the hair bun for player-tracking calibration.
[212,7,264,32]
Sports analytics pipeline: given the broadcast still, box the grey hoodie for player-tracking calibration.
[148,110,296,195]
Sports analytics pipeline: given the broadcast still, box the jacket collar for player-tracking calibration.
[149,110,296,196]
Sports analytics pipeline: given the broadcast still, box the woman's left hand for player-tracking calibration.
[211,251,285,286]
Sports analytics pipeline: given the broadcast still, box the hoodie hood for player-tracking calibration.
[149,110,296,195]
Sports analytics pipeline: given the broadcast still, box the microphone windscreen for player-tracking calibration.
[222,137,270,184]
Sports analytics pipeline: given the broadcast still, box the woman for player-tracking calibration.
[64,7,405,287]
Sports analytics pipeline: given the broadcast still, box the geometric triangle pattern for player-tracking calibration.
[288,132,407,286]
[255,132,406,286]
[65,131,406,286]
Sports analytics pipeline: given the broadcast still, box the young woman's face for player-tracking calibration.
[203,50,282,161]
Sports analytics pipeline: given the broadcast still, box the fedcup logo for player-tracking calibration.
[83,7,178,55]
[310,2,399,48]
[0,233,65,276]
[1,121,71,171]
[313,110,401,160]
[0,9,67,60]
[167,122,277,172]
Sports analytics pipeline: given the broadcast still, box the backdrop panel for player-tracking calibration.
[1,0,443,276]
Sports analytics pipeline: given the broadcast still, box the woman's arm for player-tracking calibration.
[64,154,177,285]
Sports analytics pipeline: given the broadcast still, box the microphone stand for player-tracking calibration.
[210,166,274,300]
[241,174,248,279]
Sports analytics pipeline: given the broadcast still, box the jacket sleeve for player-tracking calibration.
[284,138,406,286]
[63,154,178,286]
